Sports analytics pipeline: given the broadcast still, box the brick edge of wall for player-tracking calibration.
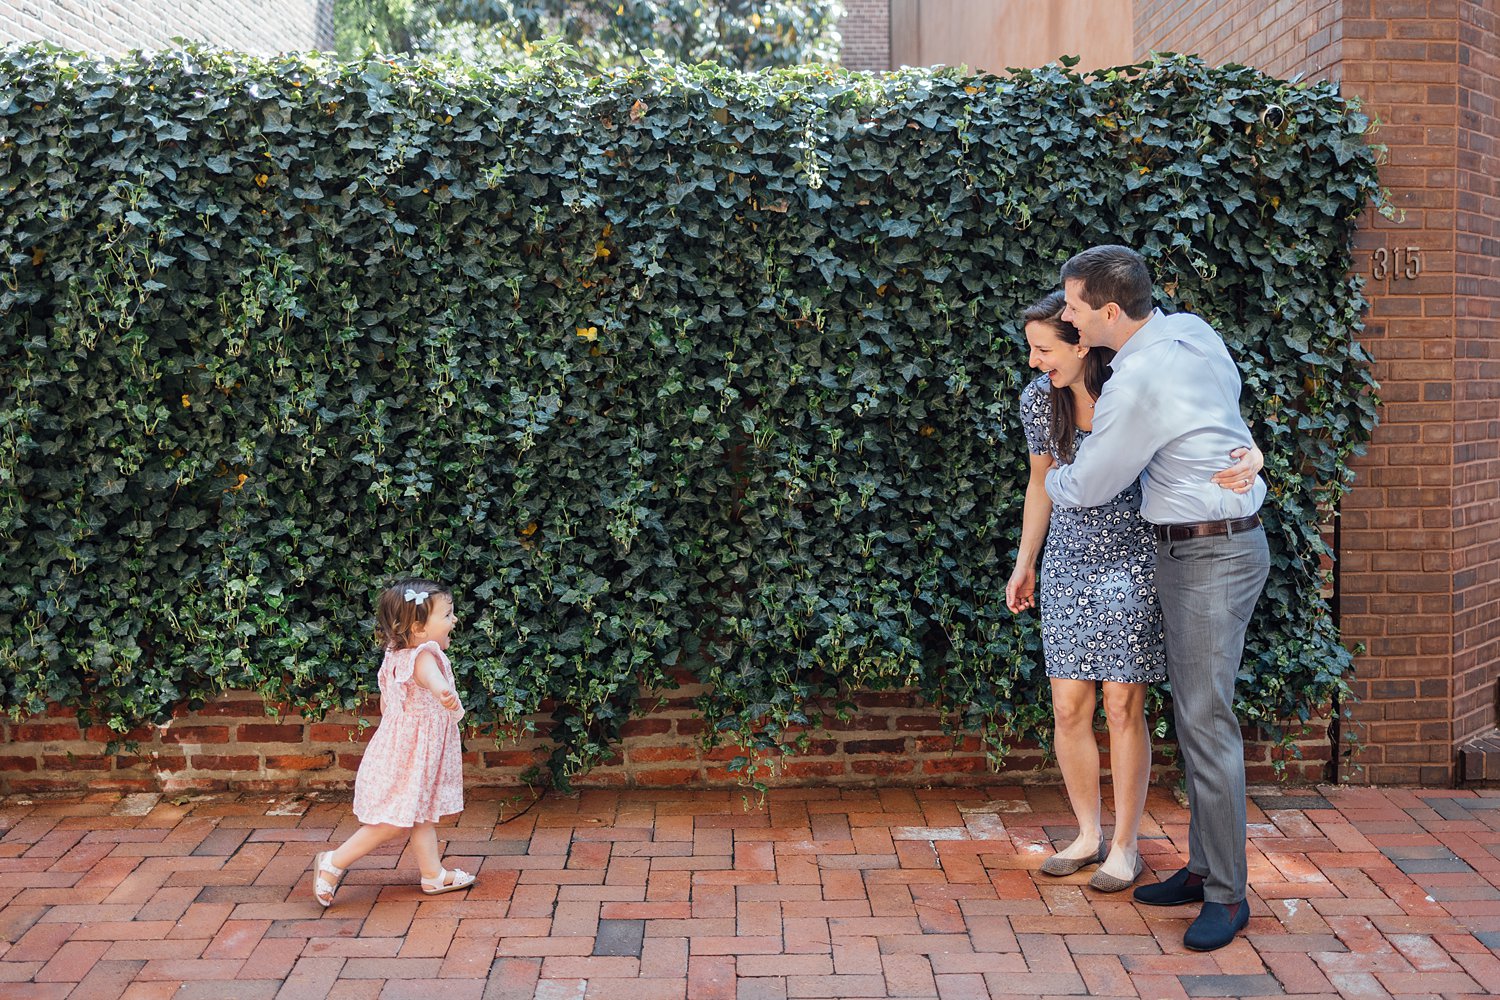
[1,687,1331,796]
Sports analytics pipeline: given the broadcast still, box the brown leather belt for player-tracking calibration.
[1154,514,1261,543]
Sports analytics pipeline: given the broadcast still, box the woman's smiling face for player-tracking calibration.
[1025,320,1088,390]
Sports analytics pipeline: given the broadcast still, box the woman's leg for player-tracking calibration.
[330,823,406,871]
[1050,677,1104,858]
[1097,680,1150,879]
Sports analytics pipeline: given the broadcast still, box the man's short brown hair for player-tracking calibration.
[1060,245,1155,320]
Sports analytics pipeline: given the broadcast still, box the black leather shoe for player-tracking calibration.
[1184,900,1249,951]
[1132,866,1207,906]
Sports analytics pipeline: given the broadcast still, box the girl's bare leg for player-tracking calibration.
[330,823,405,871]
[409,822,443,881]
[1050,678,1104,858]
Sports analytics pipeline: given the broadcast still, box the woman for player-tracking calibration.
[1005,290,1262,892]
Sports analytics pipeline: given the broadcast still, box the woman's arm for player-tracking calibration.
[1006,451,1054,613]
[413,649,462,712]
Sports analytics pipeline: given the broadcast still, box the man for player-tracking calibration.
[1043,244,1270,952]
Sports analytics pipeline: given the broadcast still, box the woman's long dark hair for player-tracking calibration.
[1022,291,1114,464]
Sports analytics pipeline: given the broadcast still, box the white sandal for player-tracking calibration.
[312,851,346,908]
[420,866,476,895]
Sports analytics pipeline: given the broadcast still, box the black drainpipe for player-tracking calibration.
[1326,502,1343,784]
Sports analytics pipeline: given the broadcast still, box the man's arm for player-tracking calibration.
[1044,379,1166,509]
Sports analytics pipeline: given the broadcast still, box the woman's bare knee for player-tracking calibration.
[1051,680,1098,732]
[1100,683,1146,729]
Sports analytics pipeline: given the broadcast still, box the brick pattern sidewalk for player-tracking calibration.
[1,784,1497,999]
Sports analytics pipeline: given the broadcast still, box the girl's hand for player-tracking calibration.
[438,688,461,713]
[1006,564,1036,614]
[1211,444,1264,494]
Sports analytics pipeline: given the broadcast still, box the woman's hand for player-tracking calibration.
[1006,564,1036,613]
[1211,444,1265,494]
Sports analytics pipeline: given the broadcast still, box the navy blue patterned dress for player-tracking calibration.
[1020,377,1166,683]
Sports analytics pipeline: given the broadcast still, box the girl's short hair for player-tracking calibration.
[376,577,453,650]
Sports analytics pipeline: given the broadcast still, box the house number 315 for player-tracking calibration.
[1371,246,1422,280]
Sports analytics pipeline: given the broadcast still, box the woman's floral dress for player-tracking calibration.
[1021,376,1167,683]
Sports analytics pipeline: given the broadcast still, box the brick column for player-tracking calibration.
[0,0,332,55]
[1338,4,1465,786]
[1452,0,1500,769]
[1134,0,1342,80]
[840,0,892,71]
[1133,1,1499,785]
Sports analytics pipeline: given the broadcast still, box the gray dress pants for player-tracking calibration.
[1154,525,1271,904]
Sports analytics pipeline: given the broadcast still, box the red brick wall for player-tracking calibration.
[1135,0,1494,785]
[1336,4,1463,786]
[839,0,891,70]
[0,686,1328,796]
[0,0,334,55]
[1452,0,1500,748]
[1134,0,1343,81]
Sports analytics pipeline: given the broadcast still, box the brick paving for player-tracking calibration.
[1,784,1497,999]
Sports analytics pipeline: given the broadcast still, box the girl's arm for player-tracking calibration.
[1006,451,1054,613]
[413,648,462,712]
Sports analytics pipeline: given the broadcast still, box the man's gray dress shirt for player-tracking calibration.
[1044,310,1266,525]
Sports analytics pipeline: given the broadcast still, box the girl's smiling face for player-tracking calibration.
[414,594,457,650]
[1025,320,1089,391]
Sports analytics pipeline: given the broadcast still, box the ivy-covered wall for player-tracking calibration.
[0,44,1380,788]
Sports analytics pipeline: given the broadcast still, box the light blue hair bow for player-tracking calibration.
[404,588,429,605]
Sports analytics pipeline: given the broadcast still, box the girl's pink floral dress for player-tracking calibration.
[352,640,465,827]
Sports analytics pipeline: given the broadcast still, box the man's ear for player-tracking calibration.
[1103,302,1121,324]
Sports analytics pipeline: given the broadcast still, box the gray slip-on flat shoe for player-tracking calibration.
[1088,856,1146,893]
[1038,840,1107,877]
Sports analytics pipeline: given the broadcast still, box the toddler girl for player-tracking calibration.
[312,577,475,906]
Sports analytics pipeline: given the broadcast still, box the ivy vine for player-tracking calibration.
[0,43,1381,787]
